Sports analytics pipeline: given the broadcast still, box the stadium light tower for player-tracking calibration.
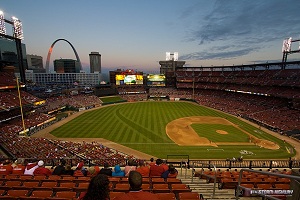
[12,16,24,40]
[0,11,26,134]
[0,10,6,35]
[0,11,26,84]
[282,36,300,68]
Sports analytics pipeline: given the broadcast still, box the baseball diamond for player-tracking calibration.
[35,101,295,159]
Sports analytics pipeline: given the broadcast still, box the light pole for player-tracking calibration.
[0,11,26,84]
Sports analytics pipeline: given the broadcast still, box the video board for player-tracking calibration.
[116,74,143,85]
[147,74,166,87]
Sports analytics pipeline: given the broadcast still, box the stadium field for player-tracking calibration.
[50,101,295,159]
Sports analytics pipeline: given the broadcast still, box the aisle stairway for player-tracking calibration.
[177,171,261,200]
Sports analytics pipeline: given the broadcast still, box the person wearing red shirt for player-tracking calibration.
[161,164,178,179]
[148,158,155,167]
[114,171,159,200]
[0,160,13,175]
[149,159,164,177]
[161,159,169,172]
[24,160,38,175]
[12,159,26,175]
[136,160,150,177]
[33,160,52,176]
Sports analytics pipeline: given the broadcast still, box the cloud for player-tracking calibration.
[182,0,300,60]
[180,47,257,60]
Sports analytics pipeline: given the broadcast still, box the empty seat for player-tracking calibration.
[74,182,89,193]
[74,176,90,184]
[156,192,176,200]
[29,190,53,198]
[151,177,166,184]
[277,178,290,183]
[240,183,254,189]
[109,177,121,184]
[0,180,22,190]
[152,183,170,193]
[178,192,200,200]
[47,175,61,181]
[2,189,29,199]
[14,181,40,190]
[119,177,129,183]
[33,176,47,181]
[58,176,75,183]
[19,175,33,182]
[53,182,75,192]
[37,181,57,190]
[141,183,151,192]
[5,174,20,181]
[256,183,273,190]
[12,167,25,175]
[142,177,150,184]
[54,191,77,199]
[0,166,13,175]
[219,178,237,189]
[171,184,191,193]
[263,177,277,184]
[114,183,130,192]
[274,183,290,190]
[166,178,182,185]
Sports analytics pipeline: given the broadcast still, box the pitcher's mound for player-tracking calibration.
[216,130,228,134]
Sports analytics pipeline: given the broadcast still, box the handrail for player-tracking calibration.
[180,160,188,178]
[192,162,217,197]
[235,169,300,200]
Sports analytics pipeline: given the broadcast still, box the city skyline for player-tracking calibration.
[1,0,300,74]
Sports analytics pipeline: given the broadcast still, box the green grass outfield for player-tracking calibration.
[50,101,295,159]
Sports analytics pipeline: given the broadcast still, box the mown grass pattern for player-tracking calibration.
[50,101,295,159]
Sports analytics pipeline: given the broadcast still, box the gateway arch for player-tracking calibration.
[45,38,82,73]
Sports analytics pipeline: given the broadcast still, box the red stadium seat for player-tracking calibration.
[29,190,53,199]
[54,191,77,199]
[156,192,176,200]
[152,183,170,193]
[178,192,200,200]
[113,183,130,192]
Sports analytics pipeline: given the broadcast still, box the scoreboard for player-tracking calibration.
[147,74,166,87]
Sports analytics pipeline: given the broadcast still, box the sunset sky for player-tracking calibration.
[1,0,300,73]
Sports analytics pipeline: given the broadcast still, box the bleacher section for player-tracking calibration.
[0,174,194,199]
[176,68,300,98]
[0,168,298,200]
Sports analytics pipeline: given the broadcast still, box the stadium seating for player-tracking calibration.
[170,183,191,193]
[113,183,130,192]
[178,192,200,200]
[152,183,171,193]
[53,191,77,199]
[1,189,29,199]
[156,192,176,200]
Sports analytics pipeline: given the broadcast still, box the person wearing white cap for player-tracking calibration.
[33,160,52,176]
[24,159,39,175]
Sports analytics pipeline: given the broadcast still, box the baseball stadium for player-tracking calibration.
[1,59,300,199]
[0,10,300,199]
